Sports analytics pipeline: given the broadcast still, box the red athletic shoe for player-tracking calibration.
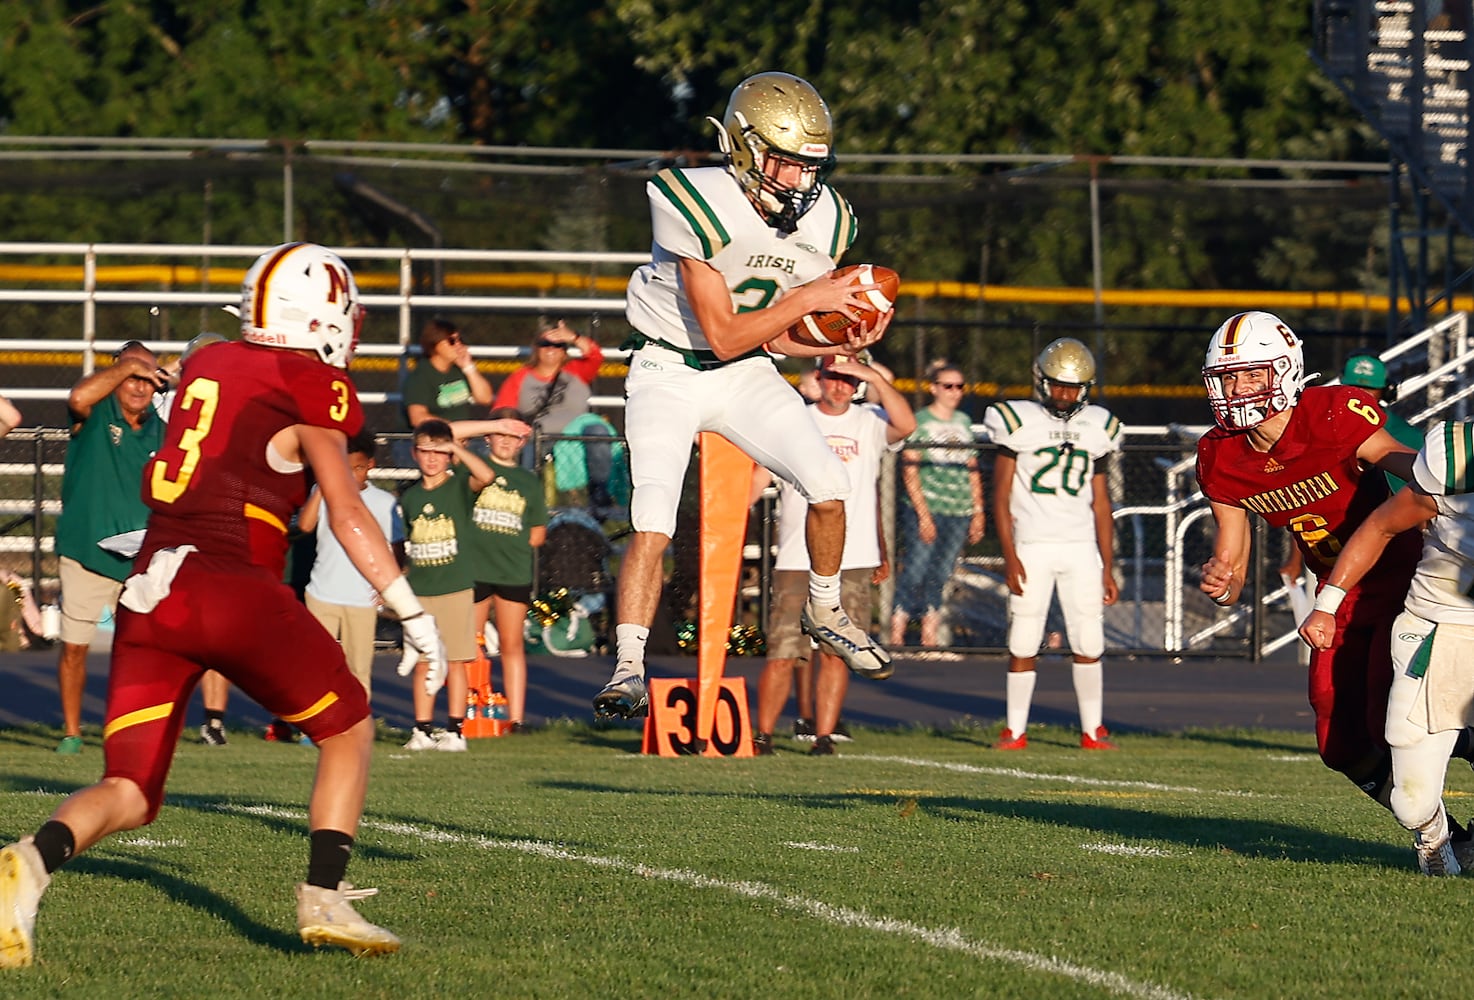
[995,728,1027,751]
[1081,726,1118,750]
[264,720,294,743]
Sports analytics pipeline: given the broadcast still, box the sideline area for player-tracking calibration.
[0,642,1312,738]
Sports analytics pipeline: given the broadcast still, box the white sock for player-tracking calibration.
[1073,660,1104,735]
[808,571,842,609]
[613,624,649,678]
[1006,671,1037,735]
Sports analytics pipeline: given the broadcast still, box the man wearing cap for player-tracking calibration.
[1342,352,1422,464]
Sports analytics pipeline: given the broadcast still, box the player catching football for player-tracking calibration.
[593,71,895,720]
[1195,311,1474,856]
[1299,422,1474,875]
[0,243,448,967]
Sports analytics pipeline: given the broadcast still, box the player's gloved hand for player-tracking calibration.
[397,613,447,695]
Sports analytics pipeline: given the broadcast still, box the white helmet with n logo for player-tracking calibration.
[1202,311,1306,430]
[241,242,363,368]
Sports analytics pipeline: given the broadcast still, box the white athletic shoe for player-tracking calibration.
[434,731,468,752]
[593,663,649,719]
[402,729,437,751]
[0,838,51,969]
[1415,832,1462,877]
[296,882,400,956]
[800,602,893,680]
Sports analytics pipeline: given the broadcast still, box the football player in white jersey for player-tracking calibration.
[593,72,895,720]
[1301,421,1474,875]
[983,339,1123,750]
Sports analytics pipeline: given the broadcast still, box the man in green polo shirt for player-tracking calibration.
[52,341,167,754]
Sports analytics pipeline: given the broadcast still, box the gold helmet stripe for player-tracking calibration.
[1218,312,1249,355]
[251,241,307,330]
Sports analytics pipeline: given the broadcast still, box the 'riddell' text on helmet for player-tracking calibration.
[1033,338,1096,419]
[241,243,364,369]
[709,72,835,234]
[1202,311,1306,430]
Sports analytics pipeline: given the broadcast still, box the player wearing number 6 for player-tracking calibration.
[1192,311,1473,830]
[0,243,445,968]
[985,339,1122,751]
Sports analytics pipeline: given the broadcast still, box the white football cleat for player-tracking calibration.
[296,882,400,956]
[800,602,893,680]
[433,731,468,753]
[593,663,649,719]
[1415,832,1462,877]
[0,838,51,969]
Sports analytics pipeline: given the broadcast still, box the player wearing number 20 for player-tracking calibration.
[1194,311,1424,814]
[594,71,895,721]
[0,243,449,968]
[984,339,1122,751]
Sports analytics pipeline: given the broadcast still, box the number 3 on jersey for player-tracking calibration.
[151,378,221,504]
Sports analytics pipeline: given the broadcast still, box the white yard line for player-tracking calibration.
[183,801,1210,999]
[853,754,1263,797]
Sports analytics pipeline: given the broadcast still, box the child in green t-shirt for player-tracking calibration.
[451,409,548,731]
[400,418,499,751]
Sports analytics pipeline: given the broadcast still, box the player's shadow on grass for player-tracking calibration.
[535,778,1407,869]
[926,794,1407,869]
[62,854,303,952]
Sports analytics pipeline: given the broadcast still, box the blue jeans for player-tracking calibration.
[894,504,970,617]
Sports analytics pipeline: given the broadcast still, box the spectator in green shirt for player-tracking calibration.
[53,341,167,754]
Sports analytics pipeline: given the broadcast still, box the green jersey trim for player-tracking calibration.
[827,188,858,259]
[1442,421,1474,493]
[992,401,1023,435]
[652,169,730,260]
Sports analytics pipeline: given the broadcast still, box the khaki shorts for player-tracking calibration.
[420,589,477,662]
[58,556,123,647]
[766,568,875,661]
[306,594,379,697]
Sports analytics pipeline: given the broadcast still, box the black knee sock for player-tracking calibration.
[307,829,354,890]
[1350,752,1395,810]
[32,821,76,875]
[1453,728,1474,761]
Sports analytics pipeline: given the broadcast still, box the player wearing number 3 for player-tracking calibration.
[0,244,447,967]
[985,339,1122,751]
[1193,311,1441,820]
[594,71,895,720]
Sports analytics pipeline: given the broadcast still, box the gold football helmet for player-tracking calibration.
[1033,338,1096,419]
[710,72,835,233]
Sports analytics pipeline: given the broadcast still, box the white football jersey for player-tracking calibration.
[773,403,898,571]
[982,399,1121,545]
[1407,421,1474,623]
[625,166,858,352]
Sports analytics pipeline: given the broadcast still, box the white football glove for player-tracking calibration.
[397,613,447,696]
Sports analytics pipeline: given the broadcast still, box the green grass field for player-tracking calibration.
[0,721,1467,1000]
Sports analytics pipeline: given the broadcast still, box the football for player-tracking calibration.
[787,264,900,347]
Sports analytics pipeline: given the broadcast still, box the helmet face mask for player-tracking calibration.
[712,72,834,233]
[241,242,364,368]
[1033,338,1096,419]
[1202,311,1305,430]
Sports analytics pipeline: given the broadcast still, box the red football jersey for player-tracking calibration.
[139,341,364,577]
[1196,385,1420,585]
